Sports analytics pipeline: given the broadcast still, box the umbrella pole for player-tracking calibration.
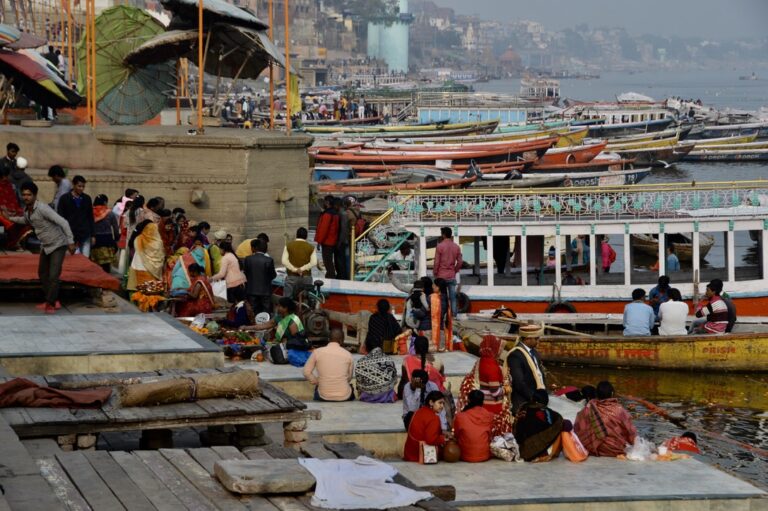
[84,0,91,125]
[88,0,95,127]
[175,60,181,126]
[195,0,203,134]
[284,0,290,135]
[66,0,72,87]
[268,0,273,130]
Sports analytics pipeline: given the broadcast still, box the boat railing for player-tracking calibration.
[349,198,405,279]
[386,181,768,224]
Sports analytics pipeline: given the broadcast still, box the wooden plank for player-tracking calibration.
[109,452,186,511]
[36,457,92,511]
[24,407,109,427]
[259,382,306,411]
[158,449,249,511]
[103,403,211,423]
[185,448,279,511]
[0,417,39,476]
[299,443,336,460]
[0,408,33,427]
[55,452,126,511]
[209,446,247,460]
[194,399,250,418]
[242,447,272,461]
[0,474,67,511]
[322,442,371,459]
[266,496,311,511]
[82,451,156,511]
[185,448,222,475]
[262,443,301,460]
[134,450,217,511]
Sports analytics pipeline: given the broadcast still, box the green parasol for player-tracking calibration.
[77,5,174,124]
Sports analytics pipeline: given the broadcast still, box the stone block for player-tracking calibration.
[214,459,315,494]
[56,434,76,447]
[283,430,308,443]
[235,424,266,439]
[283,420,307,432]
[76,434,98,450]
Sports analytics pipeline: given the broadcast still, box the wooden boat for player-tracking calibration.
[310,173,411,187]
[361,134,557,153]
[587,118,675,138]
[694,133,759,146]
[311,137,557,167]
[606,134,679,151]
[631,232,715,261]
[528,158,634,173]
[683,148,768,162]
[690,121,768,140]
[469,175,565,188]
[322,123,505,139]
[615,141,696,166]
[461,329,768,372]
[539,142,607,165]
[304,119,499,134]
[603,126,692,144]
[374,126,588,148]
[551,167,652,187]
[314,167,477,195]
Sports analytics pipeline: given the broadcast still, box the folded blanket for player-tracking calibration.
[0,378,112,408]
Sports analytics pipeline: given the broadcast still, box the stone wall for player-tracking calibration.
[5,125,312,259]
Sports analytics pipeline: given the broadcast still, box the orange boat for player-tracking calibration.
[539,142,608,165]
[311,137,557,167]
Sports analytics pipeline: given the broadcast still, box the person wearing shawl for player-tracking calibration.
[457,334,513,437]
[90,194,119,272]
[574,381,637,457]
[175,263,214,317]
[507,324,547,413]
[209,229,227,274]
[157,209,176,256]
[431,278,453,352]
[355,336,398,403]
[514,389,564,462]
[454,389,495,462]
[397,335,446,398]
[169,245,211,294]
[364,299,402,354]
[0,165,32,249]
[126,220,166,291]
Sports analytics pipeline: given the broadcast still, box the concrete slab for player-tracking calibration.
[234,351,478,401]
[391,457,766,510]
[0,313,223,375]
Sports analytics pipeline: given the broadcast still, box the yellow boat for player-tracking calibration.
[694,133,759,146]
[606,134,679,151]
[303,119,499,134]
[462,329,768,372]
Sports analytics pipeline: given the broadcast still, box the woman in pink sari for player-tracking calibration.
[0,168,31,249]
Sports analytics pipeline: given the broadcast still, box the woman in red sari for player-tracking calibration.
[457,334,513,437]
[403,390,449,462]
[175,263,214,317]
[0,167,31,249]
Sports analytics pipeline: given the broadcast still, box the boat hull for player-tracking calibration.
[588,118,674,137]
[683,150,768,162]
[534,333,768,372]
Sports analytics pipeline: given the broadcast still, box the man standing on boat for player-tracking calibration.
[282,227,317,300]
[507,324,547,413]
[433,227,462,317]
[315,195,340,279]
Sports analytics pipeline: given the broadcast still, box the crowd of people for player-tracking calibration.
[623,275,737,336]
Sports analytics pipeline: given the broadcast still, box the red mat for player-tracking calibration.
[0,253,121,291]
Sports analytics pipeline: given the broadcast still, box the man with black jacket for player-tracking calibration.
[57,175,94,257]
[507,324,547,413]
[244,238,276,315]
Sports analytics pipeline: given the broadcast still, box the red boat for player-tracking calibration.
[310,137,558,167]
[539,142,608,165]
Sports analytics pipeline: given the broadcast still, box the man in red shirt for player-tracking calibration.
[433,227,462,316]
[314,195,340,278]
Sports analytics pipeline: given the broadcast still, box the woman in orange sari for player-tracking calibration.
[457,334,513,437]
[175,263,214,317]
[431,278,453,352]
[126,220,166,291]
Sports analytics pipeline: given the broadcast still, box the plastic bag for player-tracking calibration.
[190,313,207,329]
[212,280,228,300]
[490,433,522,462]
[625,436,655,461]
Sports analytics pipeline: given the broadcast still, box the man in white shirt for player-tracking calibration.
[658,288,689,336]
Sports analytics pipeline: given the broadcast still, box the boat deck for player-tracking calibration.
[0,312,224,375]
[234,351,478,401]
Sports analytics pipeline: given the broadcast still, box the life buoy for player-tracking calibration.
[424,175,436,183]
[566,153,576,164]
[457,292,471,313]
[545,301,577,313]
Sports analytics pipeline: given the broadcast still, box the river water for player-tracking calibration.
[477,71,768,488]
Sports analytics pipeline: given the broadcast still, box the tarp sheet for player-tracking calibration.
[0,253,121,291]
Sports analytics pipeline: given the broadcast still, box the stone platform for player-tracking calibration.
[0,313,223,375]
[235,351,478,401]
[303,395,582,459]
[392,457,766,510]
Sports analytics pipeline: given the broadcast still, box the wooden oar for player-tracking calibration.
[491,316,597,338]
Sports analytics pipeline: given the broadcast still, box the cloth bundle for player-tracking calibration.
[491,433,522,462]
[118,370,260,407]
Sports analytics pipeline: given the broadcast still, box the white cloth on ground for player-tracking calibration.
[298,456,431,509]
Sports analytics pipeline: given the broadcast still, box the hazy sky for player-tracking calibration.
[432,0,768,39]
